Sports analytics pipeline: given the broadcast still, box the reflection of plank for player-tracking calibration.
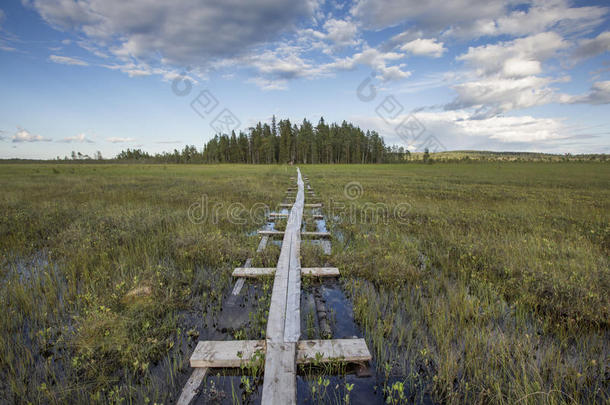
[177,367,208,405]
[190,340,265,368]
[233,267,340,277]
[297,339,372,363]
[189,338,370,368]
[258,230,330,238]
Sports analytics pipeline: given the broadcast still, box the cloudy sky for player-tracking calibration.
[1,0,609,158]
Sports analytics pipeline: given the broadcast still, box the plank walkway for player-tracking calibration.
[178,169,371,405]
[232,267,340,277]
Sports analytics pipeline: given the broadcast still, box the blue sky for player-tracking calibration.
[0,0,609,159]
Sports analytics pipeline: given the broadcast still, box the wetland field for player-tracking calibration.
[0,162,608,404]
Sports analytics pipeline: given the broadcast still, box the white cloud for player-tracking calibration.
[351,0,507,31]
[49,54,89,66]
[573,31,610,61]
[26,0,318,66]
[401,38,446,57]
[352,110,569,151]
[246,77,288,91]
[449,0,608,38]
[446,75,566,114]
[60,133,95,143]
[327,47,410,81]
[351,0,607,39]
[561,81,610,105]
[448,32,569,114]
[106,137,135,143]
[12,128,52,142]
[322,18,359,47]
[457,32,567,77]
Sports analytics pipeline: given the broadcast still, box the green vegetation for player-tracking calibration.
[1,162,608,404]
[0,164,285,403]
[306,162,609,404]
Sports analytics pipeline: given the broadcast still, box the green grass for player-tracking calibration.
[0,162,608,404]
[306,162,609,404]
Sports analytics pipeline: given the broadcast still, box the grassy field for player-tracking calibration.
[0,162,608,404]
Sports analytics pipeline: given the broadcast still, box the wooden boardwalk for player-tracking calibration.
[178,169,371,405]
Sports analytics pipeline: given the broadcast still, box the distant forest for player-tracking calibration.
[117,117,410,164]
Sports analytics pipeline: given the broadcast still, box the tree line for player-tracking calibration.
[202,117,410,164]
[114,117,411,164]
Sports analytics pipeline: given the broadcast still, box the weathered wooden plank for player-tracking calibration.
[189,338,370,369]
[177,367,208,405]
[233,267,339,277]
[258,230,330,238]
[263,168,304,404]
[190,340,266,368]
[302,267,339,276]
[302,231,330,238]
[297,339,372,363]
[261,342,297,405]
[231,257,251,296]
[269,212,323,219]
[231,232,269,296]
[279,203,322,208]
[232,267,275,277]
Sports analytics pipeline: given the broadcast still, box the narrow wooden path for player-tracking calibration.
[178,169,371,404]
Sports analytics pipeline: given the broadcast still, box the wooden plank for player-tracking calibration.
[177,367,208,405]
[190,340,265,368]
[189,338,370,368]
[302,231,330,238]
[263,168,304,404]
[232,267,275,277]
[258,230,284,236]
[257,235,269,253]
[279,202,322,208]
[233,267,339,277]
[302,267,339,276]
[258,230,330,238]
[269,212,323,219]
[231,257,251,296]
[297,339,372,363]
[261,342,297,405]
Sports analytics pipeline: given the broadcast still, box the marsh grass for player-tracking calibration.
[307,162,609,404]
[1,162,608,404]
[0,164,285,403]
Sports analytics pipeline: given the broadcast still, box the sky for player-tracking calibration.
[0,0,609,159]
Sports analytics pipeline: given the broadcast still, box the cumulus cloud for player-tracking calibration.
[319,18,360,48]
[49,54,89,66]
[26,0,317,66]
[561,81,610,105]
[12,128,52,142]
[572,31,610,61]
[327,47,411,81]
[351,0,507,31]
[401,38,446,57]
[351,0,607,39]
[352,110,569,152]
[449,0,608,38]
[447,32,569,114]
[60,133,95,143]
[106,137,135,143]
[457,32,567,77]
